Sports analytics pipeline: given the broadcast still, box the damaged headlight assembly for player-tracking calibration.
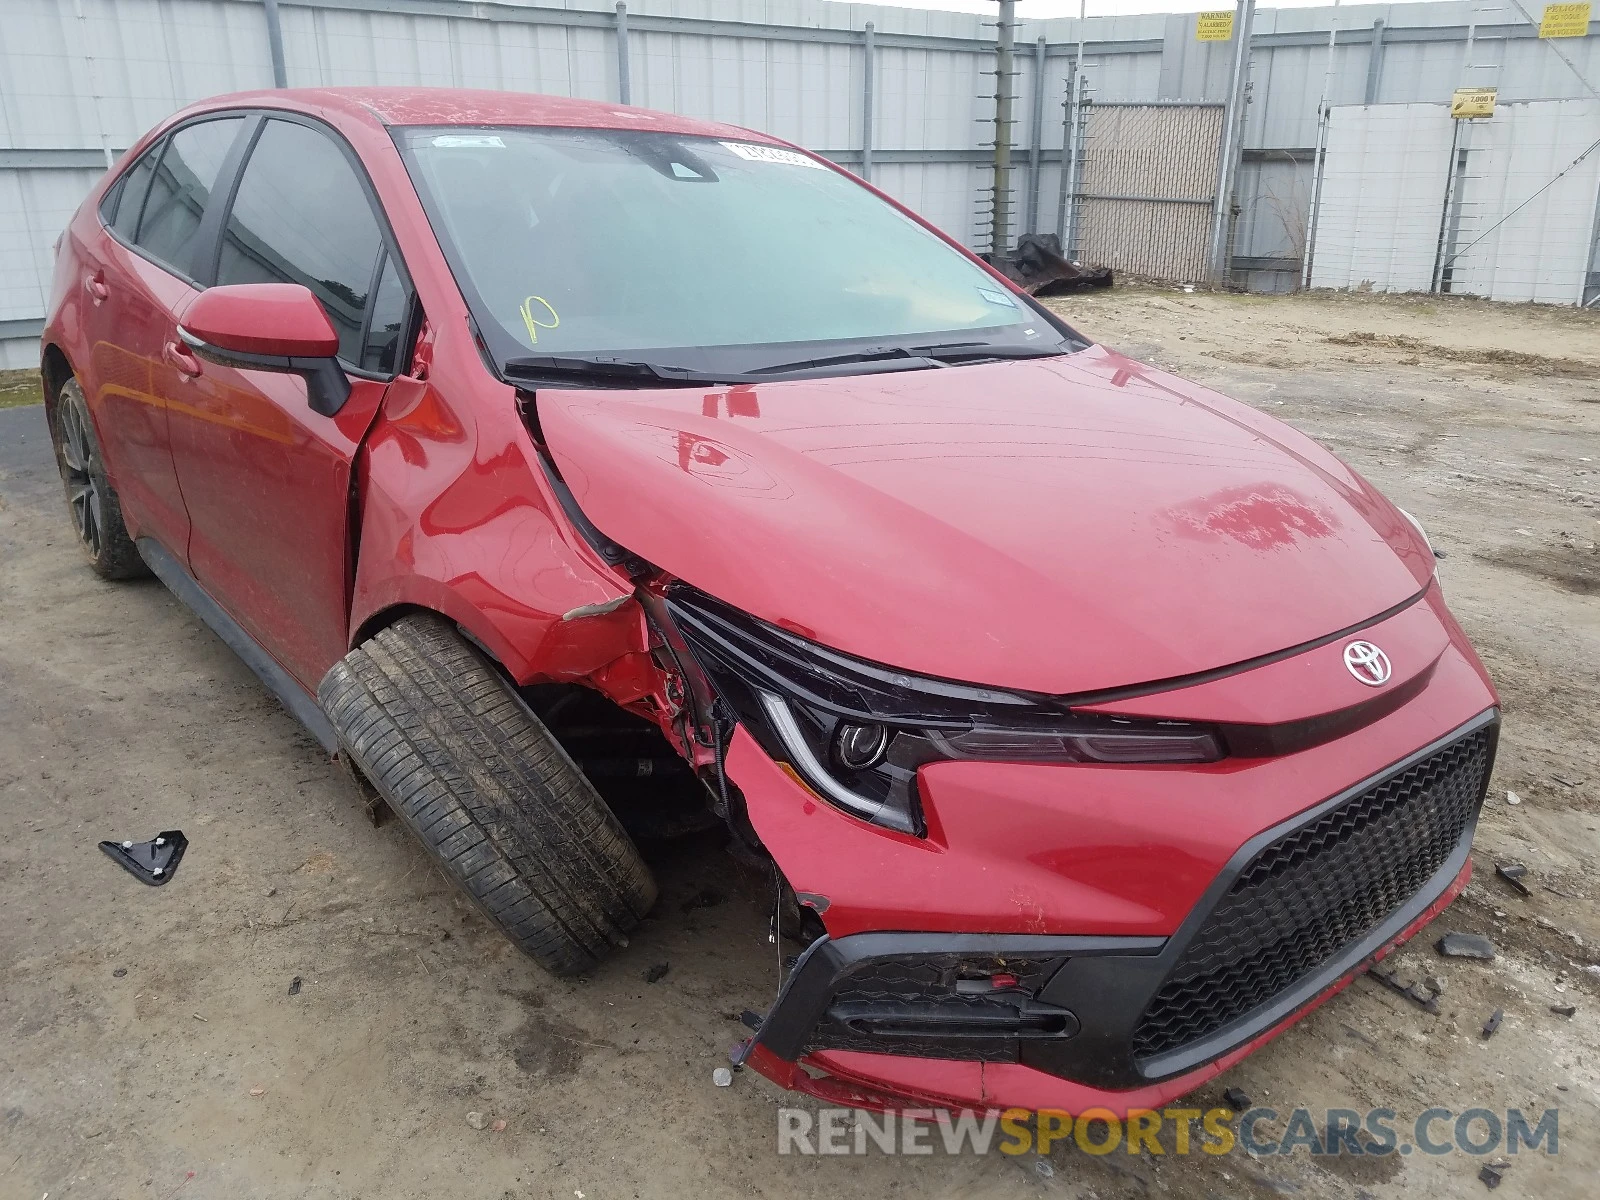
[664,588,1223,836]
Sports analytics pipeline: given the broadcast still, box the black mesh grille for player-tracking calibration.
[1131,728,1493,1063]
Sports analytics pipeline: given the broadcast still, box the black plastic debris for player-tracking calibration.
[1494,862,1532,897]
[98,830,187,886]
[1436,932,1496,960]
[982,233,1114,296]
[1481,1009,1504,1039]
[643,963,670,984]
[1551,1004,1576,1017]
[112,967,127,978]
[1479,1163,1505,1189]
[1368,961,1440,1013]
[288,975,303,996]
[738,1009,764,1032]
[1223,1086,1253,1112]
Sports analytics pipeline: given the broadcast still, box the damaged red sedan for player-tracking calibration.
[41,88,1498,1117]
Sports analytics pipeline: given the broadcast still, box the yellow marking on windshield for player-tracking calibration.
[519,295,560,344]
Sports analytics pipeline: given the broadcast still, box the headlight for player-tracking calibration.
[665,587,1224,836]
[1395,506,1435,558]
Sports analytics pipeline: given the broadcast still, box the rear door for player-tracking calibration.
[164,115,412,692]
[78,116,249,559]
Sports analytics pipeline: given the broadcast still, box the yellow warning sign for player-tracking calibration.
[1540,2,1591,37]
[1196,11,1235,41]
[1451,87,1498,119]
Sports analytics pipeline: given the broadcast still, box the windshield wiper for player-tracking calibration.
[915,341,1068,362]
[747,340,1065,378]
[503,354,750,387]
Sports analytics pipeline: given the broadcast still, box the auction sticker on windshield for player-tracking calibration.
[720,142,825,168]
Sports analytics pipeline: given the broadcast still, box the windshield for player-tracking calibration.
[397,126,1082,380]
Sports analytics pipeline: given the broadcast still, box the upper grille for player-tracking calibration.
[1131,727,1493,1063]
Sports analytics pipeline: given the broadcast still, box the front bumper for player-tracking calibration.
[730,674,1498,1111]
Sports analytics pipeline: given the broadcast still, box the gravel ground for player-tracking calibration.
[1,287,1596,1199]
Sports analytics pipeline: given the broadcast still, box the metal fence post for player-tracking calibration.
[860,22,876,182]
[990,0,1017,255]
[615,3,632,106]
[1363,18,1386,104]
[1026,36,1046,234]
[262,0,288,88]
[1208,0,1255,283]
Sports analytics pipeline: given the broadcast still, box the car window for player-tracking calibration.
[100,144,159,236]
[216,119,384,365]
[133,118,245,276]
[362,254,408,374]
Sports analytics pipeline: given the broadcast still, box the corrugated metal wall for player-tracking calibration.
[6,1,1600,366]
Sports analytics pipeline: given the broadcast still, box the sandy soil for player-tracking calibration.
[2,287,1597,1199]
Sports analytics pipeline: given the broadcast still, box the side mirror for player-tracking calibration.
[178,283,352,417]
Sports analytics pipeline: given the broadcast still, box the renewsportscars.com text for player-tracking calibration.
[776,1105,1559,1158]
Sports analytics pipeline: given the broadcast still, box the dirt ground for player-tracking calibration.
[2,287,1596,1199]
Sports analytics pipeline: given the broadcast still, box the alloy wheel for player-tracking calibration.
[60,402,103,557]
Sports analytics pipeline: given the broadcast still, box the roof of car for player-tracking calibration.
[188,87,768,143]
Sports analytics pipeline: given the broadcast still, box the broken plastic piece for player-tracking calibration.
[1436,931,1496,960]
[1494,862,1531,897]
[98,830,187,886]
[1481,1008,1504,1039]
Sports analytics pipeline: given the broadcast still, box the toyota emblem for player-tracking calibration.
[1343,641,1392,686]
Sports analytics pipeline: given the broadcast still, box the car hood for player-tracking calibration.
[537,345,1433,695]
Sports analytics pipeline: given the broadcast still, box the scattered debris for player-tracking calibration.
[97,830,188,887]
[1506,790,1522,806]
[1481,1009,1504,1039]
[287,976,302,996]
[1423,974,1447,995]
[1551,1004,1576,1017]
[1034,1159,1055,1178]
[1552,775,1581,788]
[982,233,1113,296]
[1223,1086,1253,1111]
[112,967,127,979]
[1368,961,1440,1013]
[712,1067,733,1087]
[679,888,725,913]
[738,1009,763,1032]
[1436,932,1496,960]
[191,1013,207,1023]
[1479,1162,1506,1189]
[466,1111,488,1130]
[491,1118,507,1133]
[263,886,276,898]
[643,963,670,984]
[248,1087,266,1098]
[1495,862,1532,897]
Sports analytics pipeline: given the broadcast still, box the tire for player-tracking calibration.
[53,379,147,580]
[318,613,658,975]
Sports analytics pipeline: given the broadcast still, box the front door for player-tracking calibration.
[163,116,410,692]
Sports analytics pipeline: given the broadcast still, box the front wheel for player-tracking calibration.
[318,614,658,975]
[54,379,147,580]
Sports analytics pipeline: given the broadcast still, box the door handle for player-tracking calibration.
[85,272,109,302]
[164,340,203,378]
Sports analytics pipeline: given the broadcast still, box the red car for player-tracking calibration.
[41,88,1497,1116]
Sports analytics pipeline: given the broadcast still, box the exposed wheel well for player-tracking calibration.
[347,604,717,843]
[40,343,74,435]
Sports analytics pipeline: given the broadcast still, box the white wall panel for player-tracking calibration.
[1309,103,1455,293]
[1447,101,1600,304]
